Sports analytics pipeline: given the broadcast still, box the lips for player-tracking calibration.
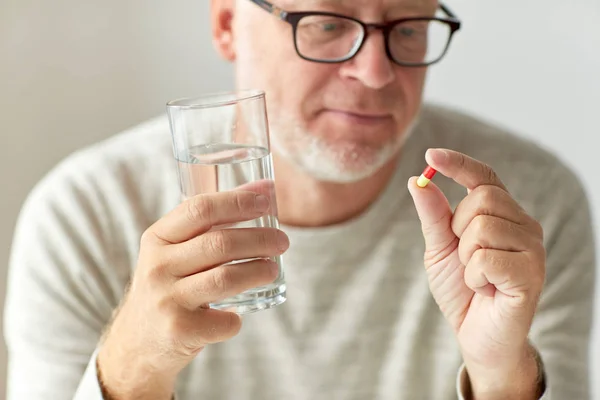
[324,109,393,125]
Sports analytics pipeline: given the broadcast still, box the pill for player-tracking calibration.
[417,165,437,188]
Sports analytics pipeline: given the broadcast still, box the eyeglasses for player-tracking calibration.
[248,0,461,67]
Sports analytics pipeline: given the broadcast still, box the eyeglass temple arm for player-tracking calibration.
[249,0,288,19]
[439,2,458,19]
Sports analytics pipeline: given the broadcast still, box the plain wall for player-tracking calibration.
[1,0,598,398]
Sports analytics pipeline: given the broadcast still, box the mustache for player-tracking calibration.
[320,89,400,112]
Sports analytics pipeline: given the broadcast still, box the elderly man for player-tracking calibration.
[4,0,595,399]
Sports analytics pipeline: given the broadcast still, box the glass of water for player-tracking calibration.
[166,90,286,314]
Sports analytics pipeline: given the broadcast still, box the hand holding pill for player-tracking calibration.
[408,148,546,399]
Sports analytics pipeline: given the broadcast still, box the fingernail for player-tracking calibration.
[255,194,269,212]
[277,231,290,251]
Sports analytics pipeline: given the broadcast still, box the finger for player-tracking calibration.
[408,177,458,259]
[451,185,536,238]
[425,148,508,192]
[210,179,278,230]
[146,191,270,244]
[233,179,278,216]
[465,249,543,302]
[458,215,542,266]
[463,249,495,297]
[168,228,289,277]
[171,259,280,310]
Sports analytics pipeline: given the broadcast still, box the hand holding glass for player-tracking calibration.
[167,90,286,314]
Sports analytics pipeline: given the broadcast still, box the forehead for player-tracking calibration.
[278,0,437,14]
[279,0,435,7]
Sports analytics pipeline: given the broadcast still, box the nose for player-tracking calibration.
[339,30,395,89]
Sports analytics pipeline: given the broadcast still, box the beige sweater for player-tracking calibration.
[4,104,595,399]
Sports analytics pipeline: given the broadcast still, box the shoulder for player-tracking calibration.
[5,118,177,354]
[40,115,175,192]
[24,115,179,228]
[13,115,181,281]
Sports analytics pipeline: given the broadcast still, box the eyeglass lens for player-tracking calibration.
[295,16,452,65]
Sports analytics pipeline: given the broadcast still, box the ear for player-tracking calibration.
[211,0,236,62]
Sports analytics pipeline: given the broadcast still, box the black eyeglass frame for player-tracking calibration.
[248,0,462,67]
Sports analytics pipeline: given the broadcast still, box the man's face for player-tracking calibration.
[228,0,436,183]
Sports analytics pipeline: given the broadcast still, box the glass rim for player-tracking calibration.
[166,89,265,110]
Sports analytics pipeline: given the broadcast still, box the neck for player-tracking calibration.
[273,153,400,228]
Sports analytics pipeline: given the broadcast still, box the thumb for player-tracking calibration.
[234,179,277,216]
[407,177,457,254]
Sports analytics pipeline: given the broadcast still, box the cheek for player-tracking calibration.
[234,27,299,108]
[278,63,335,115]
[400,68,427,105]
[234,18,293,85]
[236,47,328,123]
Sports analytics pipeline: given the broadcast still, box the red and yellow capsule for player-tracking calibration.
[417,165,437,188]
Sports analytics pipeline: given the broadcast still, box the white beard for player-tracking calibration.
[268,111,418,184]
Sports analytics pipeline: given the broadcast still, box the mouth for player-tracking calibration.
[323,109,393,126]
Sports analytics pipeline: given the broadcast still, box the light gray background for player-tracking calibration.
[1,1,598,398]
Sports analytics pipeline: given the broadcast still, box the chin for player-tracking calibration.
[324,141,402,182]
[269,110,416,184]
[273,133,402,184]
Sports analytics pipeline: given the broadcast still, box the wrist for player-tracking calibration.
[463,343,544,400]
[97,340,178,400]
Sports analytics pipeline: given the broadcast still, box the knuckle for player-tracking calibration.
[527,241,546,268]
[186,196,212,224]
[211,267,234,293]
[144,262,168,285]
[234,192,251,214]
[536,241,547,261]
[169,281,194,310]
[530,219,544,239]
[472,214,489,234]
[471,248,488,265]
[423,213,452,237]
[529,233,542,251]
[457,153,466,169]
[478,161,496,183]
[506,219,519,236]
[485,165,497,183]
[257,229,275,252]
[492,253,511,273]
[138,250,171,284]
[140,228,156,246]
[463,264,480,286]
[171,326,202,357]
[206,231,233,259]
[475,186,496,209]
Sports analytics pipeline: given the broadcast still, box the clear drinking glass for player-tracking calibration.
[166,90,286,314]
